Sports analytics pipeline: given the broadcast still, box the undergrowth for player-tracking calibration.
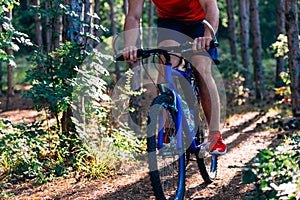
[0,44,147,187]
[243,131,300,200]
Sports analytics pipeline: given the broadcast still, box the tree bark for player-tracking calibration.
[66,0,83,43]
[123,0,128,15]
[54,1,63,49]
[250,0,265,100]
[94,0,100,46]
[0,20,2,97]
[285,0,300,117]
[238,0,252,89]
[84,0,93,50]
[45,1,53,52]
[108,0,121,80]
[147,0,154,48]
[145,0,154,78]
[6,9,14,97]
[275,0,285,99]
[33,0,43,47]
[0,62,2,97]
[62,0,83,135]
[226,0,238,64]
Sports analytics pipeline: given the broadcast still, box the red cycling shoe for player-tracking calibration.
[208,132,227,155]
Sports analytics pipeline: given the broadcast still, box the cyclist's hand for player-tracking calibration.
[193,36,212,52]
[122,46,138,64]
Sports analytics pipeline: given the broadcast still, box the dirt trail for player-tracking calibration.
[4,109,283,200]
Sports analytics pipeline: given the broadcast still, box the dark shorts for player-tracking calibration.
[157,18,220,64]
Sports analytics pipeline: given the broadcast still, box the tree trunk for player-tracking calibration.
[94,0,100,46]
[250,0,265,100]
[33,0,43,47]
[226,0,238,64]
[45,1,53,52]
[0,62,2,97]
[147,0,154,48]
[108,0,121,80]
[54,1,63,49]
[285,0,300,117]
[275,0,285,97]
[62,0,83,135]
[66,0,83,43]
[84,0,93,50]
[6,56,14,97]
[238,0,252,89]
[6,9,14,98]
[145,0,154,79]
[123,0,128,15]
[0,20,2,97]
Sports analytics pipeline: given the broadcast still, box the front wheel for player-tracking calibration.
[147,94,186,200]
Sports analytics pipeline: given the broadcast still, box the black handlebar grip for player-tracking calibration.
[210,40,219,48]
[115,49,144,61]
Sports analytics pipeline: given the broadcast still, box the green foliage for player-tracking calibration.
[24,42,85,115]
[0,0,19,16]
[111,124,146,155]
[0,0,148,186]
[98,0,123,37]
[0,54,146,183]
[258,1,277,51]
[0,0,32,65]
[225,72,251,106]
[271,34,300,59]
[12,4,35,54]
[71,51,146,175]
[274,72,292,105]
[0,118,109,184]
[243,132,300,199]
[0,119,77,184]
[217,0,228,29]
[116,69,147,97]
[271,34,289,59]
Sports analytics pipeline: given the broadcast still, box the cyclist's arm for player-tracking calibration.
[195,0,219,51]
[123,0,144,61]
[199,0,219,35]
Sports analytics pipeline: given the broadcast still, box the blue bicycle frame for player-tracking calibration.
[157,62,198,152]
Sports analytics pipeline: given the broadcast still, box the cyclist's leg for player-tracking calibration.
[156,18,189,84]
[187,21,226,155]
[156,39,181,84]
[187,21,220,133]
[191,54,220,132]
[191,55,226,155]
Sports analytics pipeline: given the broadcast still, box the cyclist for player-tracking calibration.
[122,0,227,155]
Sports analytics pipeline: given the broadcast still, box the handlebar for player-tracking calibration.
[114,40,218,62]
[113,19,219,62]
[114,48,168,62]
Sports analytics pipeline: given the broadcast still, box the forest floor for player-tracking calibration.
[0,91,294,200]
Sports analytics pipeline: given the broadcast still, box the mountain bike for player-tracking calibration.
[114,20,219,200]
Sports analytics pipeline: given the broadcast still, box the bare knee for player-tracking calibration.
[191,55,213,79]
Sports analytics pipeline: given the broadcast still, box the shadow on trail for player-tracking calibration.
[13,109,273,199]
[208,134,283,200]
[222,112,266,153]
[222,112,265,139]
[98,160,209,199]
[98,112,268,199]
[96,175,154,199]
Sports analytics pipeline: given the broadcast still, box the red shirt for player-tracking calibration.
[152,0,205,22]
